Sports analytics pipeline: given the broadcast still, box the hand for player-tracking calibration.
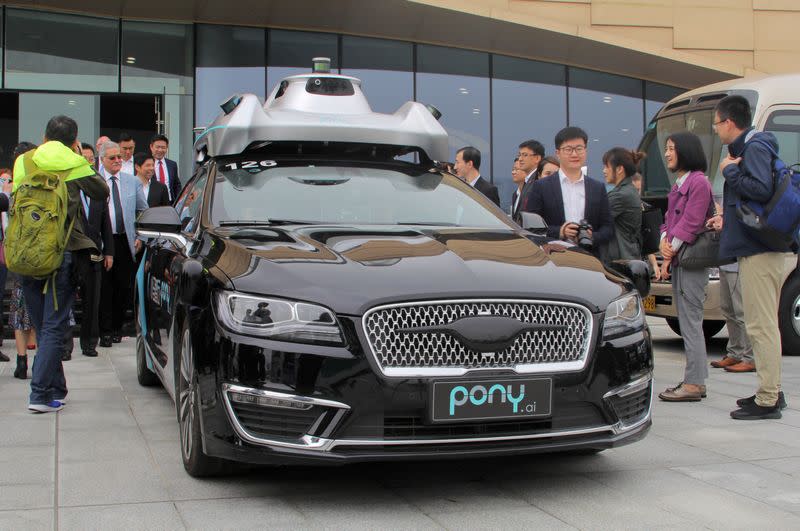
[135,239,142,253]
[104,255,113,271]
[719,155,741,173]
[706,214,723,232]
[561,222,578,241]
[659,238,673,260]
[652,265,662,281]
[660,260,671,281]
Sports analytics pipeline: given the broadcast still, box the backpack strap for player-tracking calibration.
[20,150,38,183]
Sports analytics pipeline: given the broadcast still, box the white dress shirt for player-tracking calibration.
[102,169,124,234]
[121,158,134,176]
[142,181,150,204]
[558,169,586,223]
[154,158,172,198]
[468,174,481,188]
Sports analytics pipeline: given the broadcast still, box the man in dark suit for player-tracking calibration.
[150,134,181,202]
[516,139,545,214]
[76,186,114,357]
[134,152,170,207]
[526,127,613,258]
[453,146,500,207]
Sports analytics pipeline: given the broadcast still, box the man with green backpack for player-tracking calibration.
[6,115,109,414]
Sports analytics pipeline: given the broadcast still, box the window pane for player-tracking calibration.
[765,109,800,167]
[18,93,100,151]
[568,68,643,181]
[196,25,266,127]
[5,9,118,92]
[0,93,19,169]
[267,30,338,95]
[122,21,193,95]
[645,81,684,124]
[492,55,566,210]
[341,37,413,115]
[416,46,490,178]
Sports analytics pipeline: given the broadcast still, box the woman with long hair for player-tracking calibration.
[602,148,645,261]
[657,132,714,402]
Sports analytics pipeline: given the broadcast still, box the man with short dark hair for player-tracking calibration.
[517,139,545,214]
[453,146,500,206]
[80,143,96,167]
[715,94,792,420]
[119,132,135,176]
[150,134,180,202]
[134,152,170,207]
[527,127,613,258]
[12,115,109,413]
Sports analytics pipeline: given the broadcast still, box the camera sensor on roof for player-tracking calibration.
[312,57,331,73]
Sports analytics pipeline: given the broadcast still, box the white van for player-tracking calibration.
[638,73,799,356]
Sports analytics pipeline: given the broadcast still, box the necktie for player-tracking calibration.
[158,161,166,185]
[111,176,125,235]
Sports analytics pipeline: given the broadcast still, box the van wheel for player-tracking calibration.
[779,274,800,356]
[665,318,725,339]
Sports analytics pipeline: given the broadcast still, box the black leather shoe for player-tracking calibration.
[736,392,787,410]
[731,401,782,420]
[61,351,72,361]
[82,349,98,358]
[99,336,113,347]
[112,335,122,344]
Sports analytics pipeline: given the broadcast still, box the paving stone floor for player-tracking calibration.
[0,317,798,530]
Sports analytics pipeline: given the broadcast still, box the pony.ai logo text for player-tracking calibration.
[449,383,525,416]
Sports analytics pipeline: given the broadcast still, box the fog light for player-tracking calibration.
[229,391,313,410]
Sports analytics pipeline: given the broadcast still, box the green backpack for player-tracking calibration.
[5,151,75,278]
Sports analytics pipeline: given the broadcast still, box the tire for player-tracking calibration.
[136,334,159,387]
[665,318,725,339]
[779,274,800,356]
[176,326,224,477]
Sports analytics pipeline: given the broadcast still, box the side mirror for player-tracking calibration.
[136,206,187,249]
[607,259,651,297]
[520,212,548,236]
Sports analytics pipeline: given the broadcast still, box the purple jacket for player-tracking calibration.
[660,170,712,255]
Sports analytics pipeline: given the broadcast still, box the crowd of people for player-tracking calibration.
[453,97,790,420]
[0,96,792,421]
[0,115,180,413]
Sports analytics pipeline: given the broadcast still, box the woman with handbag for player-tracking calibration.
[658,132,714,402]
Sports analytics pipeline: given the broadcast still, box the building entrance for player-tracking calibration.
[0,92,163,169]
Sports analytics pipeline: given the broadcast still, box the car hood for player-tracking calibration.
[207,225,627,315]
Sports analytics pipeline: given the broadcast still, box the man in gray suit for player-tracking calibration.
[97,141,147,346]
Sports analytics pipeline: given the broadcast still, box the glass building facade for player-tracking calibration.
[0,5,683,210]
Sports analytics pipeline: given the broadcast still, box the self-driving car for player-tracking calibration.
[135,60,654,477]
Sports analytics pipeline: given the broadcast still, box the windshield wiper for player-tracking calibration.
[219,219,319,226]
[396,221,460,226]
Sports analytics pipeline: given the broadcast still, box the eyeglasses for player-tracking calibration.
[106,155,122,160]
[558,145,586,155]
[712,119,728,128]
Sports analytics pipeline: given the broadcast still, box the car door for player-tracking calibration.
[142,165,211,398]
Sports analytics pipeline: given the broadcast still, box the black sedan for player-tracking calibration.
[135,150,653,476]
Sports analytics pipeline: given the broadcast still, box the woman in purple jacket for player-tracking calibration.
[658,132,714,402]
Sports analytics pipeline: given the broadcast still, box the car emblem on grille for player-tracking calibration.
[397,315,568,353]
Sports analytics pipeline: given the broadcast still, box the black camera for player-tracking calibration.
[576,219,593,250]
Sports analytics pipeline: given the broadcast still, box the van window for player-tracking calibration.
[764,109,800,167]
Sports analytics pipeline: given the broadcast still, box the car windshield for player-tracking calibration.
[209,162,511,229]
[639,108,726,198]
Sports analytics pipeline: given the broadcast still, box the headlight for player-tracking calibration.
[215,291,344,346]
[603,293,645,340]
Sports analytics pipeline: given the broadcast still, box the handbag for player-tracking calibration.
[677,197,734,269]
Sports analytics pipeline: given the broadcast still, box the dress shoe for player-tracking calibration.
[724,361,756,373]
[82,349,98,358]
[737,392,787,410]
[0,351,9,362]
[711,356,740,368]
[730,401,781,420]
[99,336,113,348]
[61,351,72,362]
[112,335,122,344]
[659,382,704,402]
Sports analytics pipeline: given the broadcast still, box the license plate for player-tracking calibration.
[431,378,552,423]
[643,295,656,312]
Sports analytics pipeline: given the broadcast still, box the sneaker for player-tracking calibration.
[28,401,65,414]
[53,396,68,404]
[730,401,782,420]
[736,392,787,410]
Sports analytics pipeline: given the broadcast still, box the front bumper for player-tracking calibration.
[194,319,653,465]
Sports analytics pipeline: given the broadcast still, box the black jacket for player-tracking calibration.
[146,178,171,207]
[526,173,614,256]
[154,158,181,202]
[473,176,500,207]
[81,194,114,257]
[721,128,792,258]
[606,177,642,261]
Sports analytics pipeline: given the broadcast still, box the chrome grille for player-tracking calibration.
[362,300,592,376]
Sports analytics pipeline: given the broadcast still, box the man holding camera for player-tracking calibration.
[526,126,613,258]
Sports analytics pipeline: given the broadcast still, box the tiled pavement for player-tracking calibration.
[0,317,799,530]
